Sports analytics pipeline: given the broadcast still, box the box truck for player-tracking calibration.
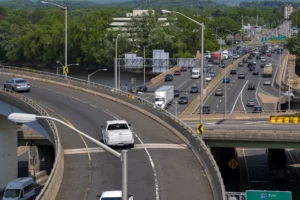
[154,85,174,109]
[191,68,200,79]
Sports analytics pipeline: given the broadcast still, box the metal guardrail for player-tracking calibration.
[226,192,246,200]
[0,65,226,200]
[0,88,63,200]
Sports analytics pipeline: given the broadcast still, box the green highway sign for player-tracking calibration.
[246,190,292,200]
[270,35,286,41]
[261,36,267,42]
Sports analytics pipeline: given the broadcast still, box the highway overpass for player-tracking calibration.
[0,68,225,200]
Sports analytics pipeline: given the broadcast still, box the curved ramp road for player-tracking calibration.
[0,76,213,200]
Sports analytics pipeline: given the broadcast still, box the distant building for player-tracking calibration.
[281,4,293,20]
[109,9,169,31]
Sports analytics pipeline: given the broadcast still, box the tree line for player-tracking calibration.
[0,6,282,68]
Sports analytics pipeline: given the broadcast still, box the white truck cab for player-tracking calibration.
[97,191,134,200]
[191,68,200,79]
[101,120,134,148]
[2,177,35,200]
[222,50,229,60]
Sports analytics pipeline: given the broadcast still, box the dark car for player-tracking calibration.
[256,55,261,59]
[249,67,255,71]
[174,70,181,76]
[223,77,230,83]
[248,55,253,59]
[165,74,173,81]
[180,67,187,71]
[230,70,237,75]
[247,100,255,107]
[174,89,180,97]
[178,96,188,104]
[190,86,199,93]
[267,53,272,57]
[252,70,259,75]
[248,84,256,90]
[136,85,148,93]
[203,105,211,114]
[209,71,215,77]
[220,62,226,68]
[252,106,262,113]
[242,58,248,63]
[260,63,265,68]
[215,89,223,96]
[238,62,244,67]
[238,73,245,79]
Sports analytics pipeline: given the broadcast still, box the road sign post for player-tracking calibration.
[246,190,292,200]
[196,124,204,134]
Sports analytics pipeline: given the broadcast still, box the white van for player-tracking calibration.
[191,68,200,79]
[2,177,35,200]
[102,120,134,148]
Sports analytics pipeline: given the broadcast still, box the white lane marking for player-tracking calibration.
[240,86,247,113]
[216,105,219,108]
[64,144,188,154]
[228,87,230,90]
[230,80,248,114]
[287,150,300,179]
[255,80,261,107]
[177,79,190,89]
[102,110,160,200]
[244,121,266,125]
[90,104,97,108]
[220,100,222,102]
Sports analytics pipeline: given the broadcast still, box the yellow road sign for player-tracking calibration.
[64,66,69,74]
[196,124,204,134]
[228,158,239,170]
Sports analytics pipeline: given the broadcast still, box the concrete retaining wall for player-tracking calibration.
[0,66,226,200]
[0,90,64,200]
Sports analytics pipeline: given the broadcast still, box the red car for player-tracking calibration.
[180,67,187,71]
[267,53,272,57]
[174,70,181,76]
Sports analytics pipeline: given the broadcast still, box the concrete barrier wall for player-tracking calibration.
[0,66,226,200]
[0,89,64,200]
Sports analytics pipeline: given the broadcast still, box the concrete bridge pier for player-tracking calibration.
[0,115,19,192]
[210,147,240,191]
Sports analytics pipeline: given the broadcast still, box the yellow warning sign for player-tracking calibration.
[196,124,204,134]
[228,158,239,169]
[64,66,69,74]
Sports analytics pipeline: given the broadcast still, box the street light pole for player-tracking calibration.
[288,69,291,112]
[8,113,128,200]
[88,69,107,85]
[42,1,68,79]
[115,34,120,90]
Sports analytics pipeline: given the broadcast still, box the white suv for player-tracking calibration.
[102,120,134,148]
[98,191,134,200]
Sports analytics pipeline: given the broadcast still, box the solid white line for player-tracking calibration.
[240,87,247,114]
[230,80,248,114]
[216,105,219,108]
[90,104,97,108]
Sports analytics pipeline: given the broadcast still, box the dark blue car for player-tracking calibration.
[223,77,230,83]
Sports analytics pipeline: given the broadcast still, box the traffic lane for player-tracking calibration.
[238,148,300,197]
[12,77,214,199]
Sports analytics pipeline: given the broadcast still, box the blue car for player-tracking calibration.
[223,77,230,83]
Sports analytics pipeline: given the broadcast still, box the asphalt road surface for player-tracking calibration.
[0,75,214,200]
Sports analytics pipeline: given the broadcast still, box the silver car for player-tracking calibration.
[4,78,31,92]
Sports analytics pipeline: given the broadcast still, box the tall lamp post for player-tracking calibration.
[56,61,78,76]
[225,29,238,63]
[115,34,121,90]
[8,113,129,200]
[212,34,227,116]
[143,42,159,85]
[42,1,68,79]
[161,9,205,125]
[87,68,108,85]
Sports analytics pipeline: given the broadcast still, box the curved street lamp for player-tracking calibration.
[161,9,205,125]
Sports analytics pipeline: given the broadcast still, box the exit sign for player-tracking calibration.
[246,190,292,200]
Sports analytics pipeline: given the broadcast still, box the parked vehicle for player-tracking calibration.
[4,78,31,92]
[101,120,134,148]
[3,177,35,200]
[154,86,174,109]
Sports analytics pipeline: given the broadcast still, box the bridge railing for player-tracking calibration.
[0,88,64,200]
[0,65,226,200]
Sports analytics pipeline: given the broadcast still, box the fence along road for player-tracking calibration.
[0,66,225,200]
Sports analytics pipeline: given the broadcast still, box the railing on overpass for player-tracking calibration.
[0,88,64,200]
[0,65,226,200]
